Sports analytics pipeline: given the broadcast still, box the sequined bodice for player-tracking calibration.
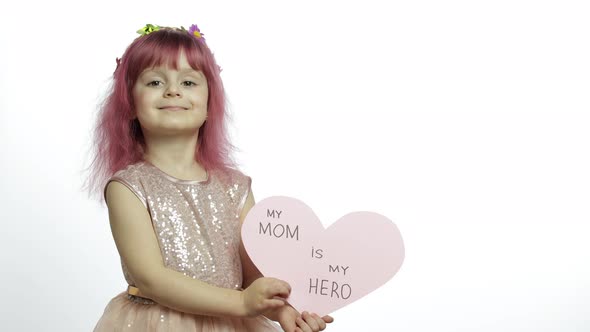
[106,162,250,290]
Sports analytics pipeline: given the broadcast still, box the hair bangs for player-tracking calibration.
[126,30,208,85]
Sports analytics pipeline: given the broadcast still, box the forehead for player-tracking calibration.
[149,51,196,70]
[128,42,208,82]
[140,53,204,76]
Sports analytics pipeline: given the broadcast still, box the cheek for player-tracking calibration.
[133,91,151,113]
[201,89,209,107]
[189,90,209,109]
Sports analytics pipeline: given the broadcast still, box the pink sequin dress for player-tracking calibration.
[93,161,281,331]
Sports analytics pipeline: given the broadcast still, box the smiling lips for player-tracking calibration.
[159,106,189,111]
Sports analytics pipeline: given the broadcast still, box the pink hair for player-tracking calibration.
[86,28,236,200]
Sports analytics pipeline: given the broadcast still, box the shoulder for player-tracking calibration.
[103,162,151,208]
[210,167,252,209]
[212,167,251,189]
[112,162,150,182]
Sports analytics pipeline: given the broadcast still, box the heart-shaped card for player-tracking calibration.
[241,196,405,316]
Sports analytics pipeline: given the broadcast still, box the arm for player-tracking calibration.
[106,181,288,318]
[238,189,265,288]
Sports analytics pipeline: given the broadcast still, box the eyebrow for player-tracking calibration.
[141,68,204,77]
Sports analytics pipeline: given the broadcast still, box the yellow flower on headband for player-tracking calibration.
[135,23,207,45]
[187,24,205,40]
[137,24,160,36]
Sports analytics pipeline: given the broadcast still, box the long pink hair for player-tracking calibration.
[86,28,236,200]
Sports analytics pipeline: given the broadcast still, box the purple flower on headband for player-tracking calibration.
[188,24,205,42]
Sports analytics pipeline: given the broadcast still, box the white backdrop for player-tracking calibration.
[1,0,589,331]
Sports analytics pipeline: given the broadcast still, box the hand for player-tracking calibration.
[241,277,290,316]
[295,311,334,332]
[267,305,334,332]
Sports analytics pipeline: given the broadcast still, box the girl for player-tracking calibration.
[88,24,334,332]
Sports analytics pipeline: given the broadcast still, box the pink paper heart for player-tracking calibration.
[242,196,405,316]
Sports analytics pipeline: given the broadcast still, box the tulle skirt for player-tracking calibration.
[93,292,282,332]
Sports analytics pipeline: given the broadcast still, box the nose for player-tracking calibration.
[165,83,181,97]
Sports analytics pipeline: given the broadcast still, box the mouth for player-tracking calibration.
[159,106,189,111]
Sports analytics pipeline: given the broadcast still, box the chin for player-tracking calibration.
[166,117,206,129]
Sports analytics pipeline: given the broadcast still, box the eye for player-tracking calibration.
[182,81,197,87]
[147,80,163,87]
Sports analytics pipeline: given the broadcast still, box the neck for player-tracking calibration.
[143,132,207,180]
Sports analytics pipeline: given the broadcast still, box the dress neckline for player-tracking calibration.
[143,160,210,185]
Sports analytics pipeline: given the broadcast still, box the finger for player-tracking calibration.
[270,278,292,293]
[296,316,313,332]
[302,311,320,331]
[277,279,291,293]
[279,316,297,332]
[276,279,292,296]
[321,315,334,323]
[263,298,286,309]
[311,313,327,330]
[265,280,291,298]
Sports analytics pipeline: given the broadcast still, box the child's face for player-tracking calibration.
[132,52,209,137]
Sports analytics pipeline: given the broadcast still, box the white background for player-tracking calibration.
[1,0,589,331]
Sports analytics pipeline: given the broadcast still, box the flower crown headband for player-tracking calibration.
[136,23,206,43]
[115,23,222,72]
